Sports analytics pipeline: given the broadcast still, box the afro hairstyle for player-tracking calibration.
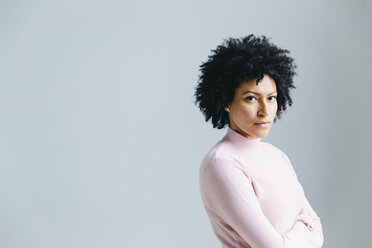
[193,34,297,129]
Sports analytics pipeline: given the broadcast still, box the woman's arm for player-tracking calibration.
[300,197,324,247]
[280,152,324,248]
[202,157,316,248]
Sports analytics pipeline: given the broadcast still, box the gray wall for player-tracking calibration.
[1,0,371,247]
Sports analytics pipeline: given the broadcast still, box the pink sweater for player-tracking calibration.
[199,127,324,248]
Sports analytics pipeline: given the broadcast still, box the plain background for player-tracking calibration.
[1,0,372,247]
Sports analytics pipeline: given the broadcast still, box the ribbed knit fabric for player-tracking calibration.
[199,126,324,248]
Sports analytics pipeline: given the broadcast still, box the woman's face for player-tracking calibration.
[226,74,278,140]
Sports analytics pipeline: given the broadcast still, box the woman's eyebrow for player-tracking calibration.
[241,90,277,96]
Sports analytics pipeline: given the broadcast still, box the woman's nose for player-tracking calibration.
[258,102,268,116]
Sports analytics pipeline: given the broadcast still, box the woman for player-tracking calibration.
[194,34,324,248]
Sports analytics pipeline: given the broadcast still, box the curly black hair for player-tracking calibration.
[194,34,297,129]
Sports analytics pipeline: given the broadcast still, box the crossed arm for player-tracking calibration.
[281,152,324,247]
[202,157,323,248]
[299,196,324,247]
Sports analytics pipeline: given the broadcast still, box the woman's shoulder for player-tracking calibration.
[261,141,294,170]
[203,140,235,161]
[260,141,288,158]
[199,140,237,171]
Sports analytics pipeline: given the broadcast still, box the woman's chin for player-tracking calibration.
[254,129,271,139]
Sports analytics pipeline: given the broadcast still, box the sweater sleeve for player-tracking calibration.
[280,152,324,248]
[202,157,314,248]
[300,196,324,247]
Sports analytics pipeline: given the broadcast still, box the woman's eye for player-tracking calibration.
[246,96,256,101]
[268,96,277,101]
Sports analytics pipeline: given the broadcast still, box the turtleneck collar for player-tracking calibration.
[224,125,261,149]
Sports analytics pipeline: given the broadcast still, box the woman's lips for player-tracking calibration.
[254,122,271,128]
